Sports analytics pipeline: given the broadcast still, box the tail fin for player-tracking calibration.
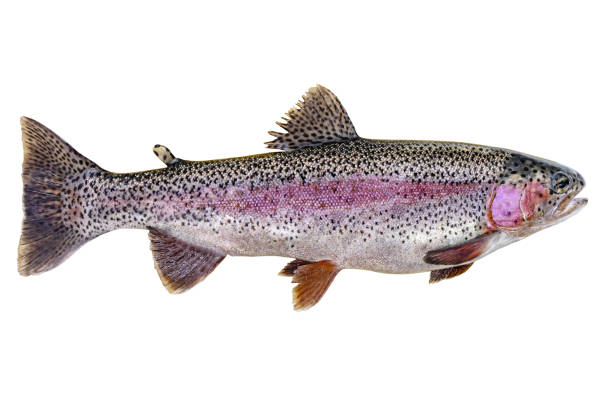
[19,117,103,276]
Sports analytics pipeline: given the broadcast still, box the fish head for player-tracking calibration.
[487,153,587,237]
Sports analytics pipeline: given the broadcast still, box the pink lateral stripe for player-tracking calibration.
[165,177,484,216]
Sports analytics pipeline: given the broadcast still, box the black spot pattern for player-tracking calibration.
[19,117,103,275]
[78,139,514,273]
[266,85,359,151]
[499,152,585,219]
[153,144,178,165]
[20,115,585,277]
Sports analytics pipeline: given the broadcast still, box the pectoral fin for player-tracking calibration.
[291,260,341,310]
[429,263,473,283]
[424,233,498,265]
[148,227,226,293]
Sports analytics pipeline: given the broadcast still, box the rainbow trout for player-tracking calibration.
[19,86,587,309]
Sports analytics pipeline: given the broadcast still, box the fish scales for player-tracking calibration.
[81,140,508,273]
[18,85,587,309]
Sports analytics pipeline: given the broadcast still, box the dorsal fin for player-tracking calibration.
[266,85,360,152]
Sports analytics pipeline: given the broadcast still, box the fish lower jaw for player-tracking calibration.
[553,197,588,221]
[521,196,588,235]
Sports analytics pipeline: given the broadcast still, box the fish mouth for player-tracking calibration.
[551,196,588,222]
[516,192,588,237]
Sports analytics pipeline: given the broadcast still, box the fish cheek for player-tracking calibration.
[487,185,524,229]
[520,182,550,220]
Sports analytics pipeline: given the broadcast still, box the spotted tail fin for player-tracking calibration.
[19,117,104,276]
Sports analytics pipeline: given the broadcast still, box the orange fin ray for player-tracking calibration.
[291,260,341,310]
[429,263,474,283]
[148,227,226,293]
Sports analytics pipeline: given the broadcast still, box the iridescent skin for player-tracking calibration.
[18,83,588,308]
[74,139,585,274]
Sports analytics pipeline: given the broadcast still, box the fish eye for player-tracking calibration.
[551,172,570,194]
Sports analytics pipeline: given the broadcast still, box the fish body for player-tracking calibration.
[19,86,587,309]
[89,141,536,273]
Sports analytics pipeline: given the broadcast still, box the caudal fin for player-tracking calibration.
[19,117,103,276]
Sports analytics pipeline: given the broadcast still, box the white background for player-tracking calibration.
[0,1,610,407]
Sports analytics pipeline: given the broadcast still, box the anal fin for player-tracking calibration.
[148,227,226,293]
[292,260,341,310]
[429,263,474,284]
